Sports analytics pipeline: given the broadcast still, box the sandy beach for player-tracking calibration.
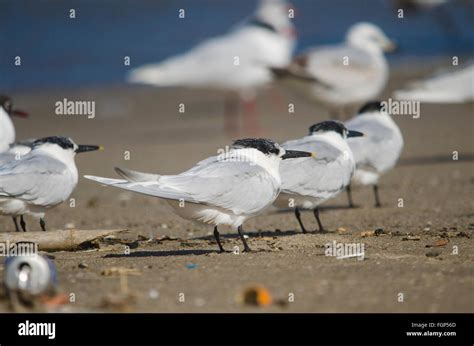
[0,64,473,313]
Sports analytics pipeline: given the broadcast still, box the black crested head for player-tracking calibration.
[33,136,75,150]
[0,95,13,113]
[358,101,383,114]
[232,138,280,155]
[308,120,346,136]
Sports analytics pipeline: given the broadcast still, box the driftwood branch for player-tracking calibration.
[0,229,127,252]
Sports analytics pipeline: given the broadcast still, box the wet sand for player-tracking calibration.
[0,65,473,312]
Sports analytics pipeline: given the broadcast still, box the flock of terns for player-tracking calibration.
[0,94,403,252]
[2,0,469,252]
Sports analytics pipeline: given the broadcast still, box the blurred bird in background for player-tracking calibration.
[272,22,397,119]
[393,61,474,103]
[128,0,296,136]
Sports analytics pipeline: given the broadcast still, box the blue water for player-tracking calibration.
[1,0,473,91]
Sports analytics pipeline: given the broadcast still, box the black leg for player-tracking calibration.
[294,207,308,233]
[40,218,46,232]
[237,225,251,252]
[213,226,226,253]
[20,215,27,232]
[373,184,382,208]
[346,185,355,208]
[12,216,20,232]
[313,208,326,233]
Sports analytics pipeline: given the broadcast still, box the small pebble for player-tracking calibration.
[148,289,159,299]
[194,298,206,307]
[426,250,441,257]
[374,228,384,236]
[78,262,88,269]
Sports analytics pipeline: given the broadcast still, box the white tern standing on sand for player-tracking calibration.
[345,101,404,207]
[274,121,363,233]
[85,138,312,252]
[0,136,102,232]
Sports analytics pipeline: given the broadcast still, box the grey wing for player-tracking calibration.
[158,159,280,214]
[346,115,403,171]
[305,45,379,88]
[0,152,16,166]
[86,159,280,215]
[0,154,73,206]
[281,138,353,198]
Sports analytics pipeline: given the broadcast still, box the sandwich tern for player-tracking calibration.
[0,136,102,232]
[85,138,312,252]
[0,96,28,153]
[274,121,363,233]
[346,101,404,207]
[272,22,396,118]
[128,0,296,135]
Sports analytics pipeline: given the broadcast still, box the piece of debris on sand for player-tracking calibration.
[426,250,442,258]
[360,228,384,237]
[101,267,141,276]
[440,231,470,239]
[237,285,288,308]
[426,239,449,248]
[336,227,347,234]
[402,235,421,241]
[239,286,273,307]
[0,229,126,252]
[99,266,140,311]
[100,292,137,312]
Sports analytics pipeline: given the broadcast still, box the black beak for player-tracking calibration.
[11,109,28,118]
[348,130,364,138]
[385,40,398,53]
[282,150,314,160]
[76,145,103,153]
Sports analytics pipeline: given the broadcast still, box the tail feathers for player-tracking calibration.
[270,65,331,88]
[114,167,160,182]
[83,175,127,185]
[84,174,196,203]
[270,66,315,82]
